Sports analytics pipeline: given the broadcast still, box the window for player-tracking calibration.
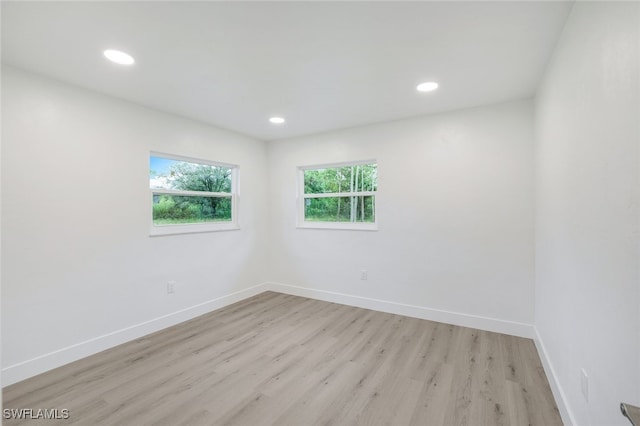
[149,153,239,236]
[298,161,378,230]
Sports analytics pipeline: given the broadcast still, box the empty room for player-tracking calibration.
[1,1,639,425]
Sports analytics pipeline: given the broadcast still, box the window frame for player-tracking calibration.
[149,151,239,236]
[297,159,378,231]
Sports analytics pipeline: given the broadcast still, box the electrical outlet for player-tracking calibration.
[167,281,176,294]
[580,368,589,402]
[360,269,368,280]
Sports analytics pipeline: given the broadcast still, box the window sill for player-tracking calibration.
[297,222,378,231]
[150,222,240,237]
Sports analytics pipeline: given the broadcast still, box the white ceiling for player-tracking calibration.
[2,1,573,141]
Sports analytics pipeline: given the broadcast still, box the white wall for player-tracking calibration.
[535,2,640,426]
[0,43,4,421]
[1,66,268,384]
[267,99,535,335]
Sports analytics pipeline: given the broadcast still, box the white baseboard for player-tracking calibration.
[533,326,576,426]
[2,281,538,388]
[2,283,269,387]
[264,282,535,338]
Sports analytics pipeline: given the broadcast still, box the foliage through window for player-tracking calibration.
[299,161,377,230]
[149,153,238,235]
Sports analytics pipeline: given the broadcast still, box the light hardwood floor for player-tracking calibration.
[3,292,562,425]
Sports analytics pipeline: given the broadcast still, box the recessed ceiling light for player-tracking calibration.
[103,49,135,66]
[269,117,285,124]
[416,81,439,92]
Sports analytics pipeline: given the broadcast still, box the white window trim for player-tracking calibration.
[149,152,240,237]
[297,159,378,231]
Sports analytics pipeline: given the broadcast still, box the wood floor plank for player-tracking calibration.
[3,292,563,425]
[409,361,456,426]
[469,330,508,426]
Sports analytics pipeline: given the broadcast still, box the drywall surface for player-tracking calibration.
[267,99,535,329]
[1,67,268,383]
[0,57,3,417]
[535,2,640,425]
